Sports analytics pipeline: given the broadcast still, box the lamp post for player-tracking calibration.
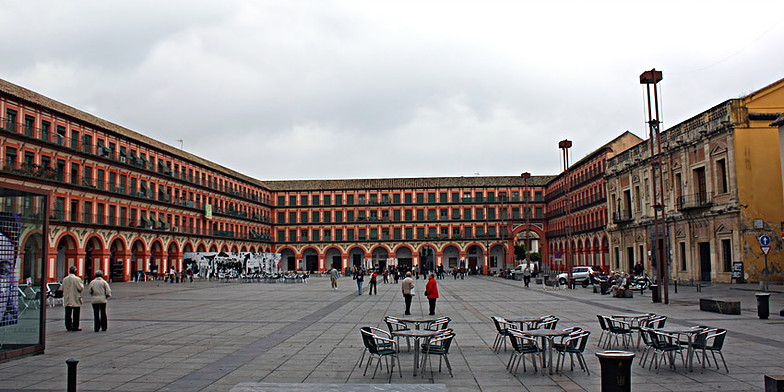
[521,172,531,271]
[559,140,572,279]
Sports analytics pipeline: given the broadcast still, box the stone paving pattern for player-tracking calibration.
[0,275,783,391]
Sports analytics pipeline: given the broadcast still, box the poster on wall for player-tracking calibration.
[183,252,281,277]
[0,212,21,327]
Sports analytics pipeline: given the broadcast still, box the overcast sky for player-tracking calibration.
[1,1,783,181]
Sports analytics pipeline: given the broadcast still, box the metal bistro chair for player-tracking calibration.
[554,330,591,375]
[384,316,412,351]
[693,328,728,373]
[359,327,402,382]
[605,316,633,350]
[357,327,395,369]
[491,316,514,352]
[537,316,559,330]
[643,328,685,372]
[425,316,451,331]
[506,328,540,375]
[420,329,456,377]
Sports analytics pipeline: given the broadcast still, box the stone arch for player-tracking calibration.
[489,244,506,271]
[240,245,247,252]
[167,241,181,272]
[371,246,390,270]
[418,245,436,272]
[348,246,367,269]
[442,245,460,269]
[150,240,165,277]
[231,244,239,253]
[394,245,413,269]
[325,247,343,270]
[302,247,319,272]
[108,236,129,282]
[183,242,194,253]
[130,238,148,279]
[54,233,79,280]
[220,244,228,252]
[278,247,296,271]
[84,234,106,280]
[466,244,483,274]
[21,232,44,283]
[208,244,218,252]
[196,242,206,252]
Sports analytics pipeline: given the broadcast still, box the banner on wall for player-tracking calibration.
[183,252,281,276]
[0,212,21,327]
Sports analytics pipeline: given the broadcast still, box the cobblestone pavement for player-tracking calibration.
[1,275,782,391]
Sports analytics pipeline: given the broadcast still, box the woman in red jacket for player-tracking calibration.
[425,273,439,315]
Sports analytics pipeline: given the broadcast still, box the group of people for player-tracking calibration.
[329,265,441,315]
[62,266,112,332]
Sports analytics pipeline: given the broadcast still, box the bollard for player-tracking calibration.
[596,351,635,392]
[696,283,701,292]
[764,374,784,391]
[66,358,78,392]
[674,279,678,293]
[757,293,771,319]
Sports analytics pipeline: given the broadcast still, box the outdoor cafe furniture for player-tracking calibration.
[395,315,442,330]
[507,328,540,375]
[641,327,685,372]
[424,316,451,331]
[392,329,443,376]
[553,330,591,375]
[359,327,402,382]
[384,316,412,351]
[613,312,653,349]
[658,326,706,372]
[491,316,515,352]
[357,327,395,370]
[599,315,633,350]
[419,329,456,377]
[505,316,544,331]
[691,328,728,373]
[522,328,571,375]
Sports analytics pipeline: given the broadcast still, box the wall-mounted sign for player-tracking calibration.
[205,204,212,219]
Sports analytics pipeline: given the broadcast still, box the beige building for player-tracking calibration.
[606,78,784,284]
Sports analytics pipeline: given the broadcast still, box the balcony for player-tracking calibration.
[612,210,633,224]
[677,192,712,211]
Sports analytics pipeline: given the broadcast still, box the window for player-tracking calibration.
[335,229,343,241]
[722,239,732,272]
[277,212,285,223]
[416,209,424,220]
[335,194,343,205]
[277,230,285,241]
[312,230,319,241]
[312,211,319,223]
[346,194,354,204]
[416,193,424,203]
[465,227,472,238]
[463,208,471,220]
[335,210,343,222]
[535,191,542,201]
[323,211,331,223]
[717,159,728,194]
[439,192,447,202]
[70,163,79,184]
[300,195,308,206]
[288,212,296,223]
[404,193,412,204]
[393,193,400,204]
[277,196,285,206]
[323,195,331,205]
[394,228,401,240]
[5,109,17,132]
[405,209,412,221]
[428,193,436,203]
[347,229,354,241]
[289,230,297,241]
[4,147,17,166]
[476,208,483,220]
[417,228,424,239]
[405,228,413,239]
[346,210,354,221]
[393,209,401,221]
[680,242,687,271]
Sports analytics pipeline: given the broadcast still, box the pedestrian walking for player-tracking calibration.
[369,269,378,295]
[382,268,389,284]
[393,267,400,284]
[330,266,339,290]
[355,268,364,295]
[523,266,531,288]
[425,273,439,315]
[401,272,415,315]
[88,270,111,332]
[62,266,83,331]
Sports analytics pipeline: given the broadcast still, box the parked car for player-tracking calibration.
[511,263,538,280]
[556,266,597,286]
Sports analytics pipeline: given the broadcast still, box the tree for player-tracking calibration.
[514,244,527,261]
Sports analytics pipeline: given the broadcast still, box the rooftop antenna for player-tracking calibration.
[177,139,184,149]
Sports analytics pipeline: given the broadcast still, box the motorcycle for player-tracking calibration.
[628,274,652,291]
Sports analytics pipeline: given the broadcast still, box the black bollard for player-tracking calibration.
[66,358,78,392]
[674,279,678,293]
[757,293,771,319]
[596,351,635,392]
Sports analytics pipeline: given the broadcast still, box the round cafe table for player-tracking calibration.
[658,326,705,371]
[394,316,441,330]
[505,316,542,330]
[391,329,442,376]
[523,329,570,375]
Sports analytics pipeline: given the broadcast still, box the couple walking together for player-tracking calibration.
[401,272,439,315]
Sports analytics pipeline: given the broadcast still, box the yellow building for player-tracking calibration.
[606,77,784,284]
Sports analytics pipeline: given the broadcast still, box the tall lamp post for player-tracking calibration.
[559,140,573,281]
[521,172,531,271]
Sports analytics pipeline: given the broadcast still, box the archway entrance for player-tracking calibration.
[303,248,318,272]
[372,247,389,271]
[22,234,43,283]
[279,249,295,271]
[109,239,126,282]
[467,245,482,274]
[84,237,103,280]
[325,248,342,270]
[419,246,436,274]
[348,247,365,269]
[443,245,459,269]
[395,247,413,269]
